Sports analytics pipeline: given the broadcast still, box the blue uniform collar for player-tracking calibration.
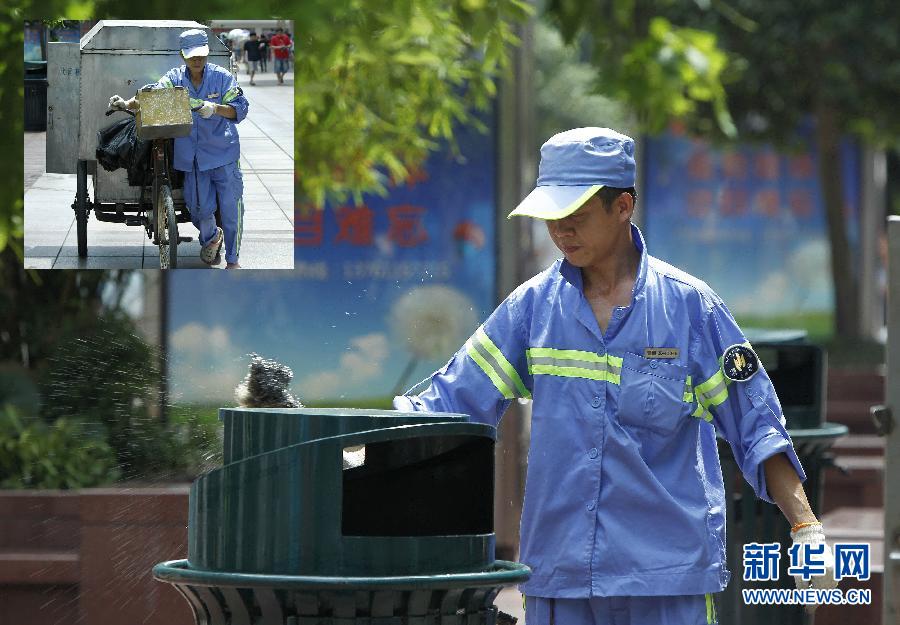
[182,64,208,95]
[555,222,648,342]
[631,222,648,300]
[558,221,649,302]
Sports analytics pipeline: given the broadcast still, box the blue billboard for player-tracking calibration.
[643,125,860,336]
[168,119,496,407]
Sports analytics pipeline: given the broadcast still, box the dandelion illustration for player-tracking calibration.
[389,285,476,395]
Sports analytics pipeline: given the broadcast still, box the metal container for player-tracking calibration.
[46,20,230,202]
[135,86,192,140]
[154,408,531,624]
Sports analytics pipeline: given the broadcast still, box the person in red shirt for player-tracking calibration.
[269,28,292,85]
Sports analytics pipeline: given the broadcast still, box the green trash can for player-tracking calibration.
[717,331,848,625]
[25,61,48,132]
[154,408,530,624]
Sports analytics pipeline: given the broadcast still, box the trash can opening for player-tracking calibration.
[756,343,823,426]
[342,434,494,537]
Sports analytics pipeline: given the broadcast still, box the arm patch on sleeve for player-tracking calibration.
[722,344,759,382]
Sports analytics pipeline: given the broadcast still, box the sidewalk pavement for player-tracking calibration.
[24,71,294,269]
[496,587,526,622]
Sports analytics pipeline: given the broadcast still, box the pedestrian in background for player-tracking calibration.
[258,32,268,73]
[269,27,291,85]
[394,128,840,623]
[285,32,293,71]
[243,31,262,86]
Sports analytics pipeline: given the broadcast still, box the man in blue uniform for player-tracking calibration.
[110,29,249,269]
[393,128,839,624]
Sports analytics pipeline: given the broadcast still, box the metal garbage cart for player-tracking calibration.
[154,408,531,624]
[719,331,848,625]
[46,20,231,266]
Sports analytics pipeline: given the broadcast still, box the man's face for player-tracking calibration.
[545,194,629,268]
[184,54,207,74]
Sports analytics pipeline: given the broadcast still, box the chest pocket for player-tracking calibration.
[617,352,688,435]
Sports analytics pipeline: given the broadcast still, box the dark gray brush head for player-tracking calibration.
[234,353,303,408]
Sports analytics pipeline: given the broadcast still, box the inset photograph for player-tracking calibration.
[24,19,294,269]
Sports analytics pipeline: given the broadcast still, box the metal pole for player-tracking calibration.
[860,149,887,339]
[884,215,900,625]
[494,7,536,561]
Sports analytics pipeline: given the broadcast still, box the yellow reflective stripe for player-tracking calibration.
[526,349,622,384]
[529,364,609,381]
[695,369,729,408]
[467,339,514,399]
[705,593,712,624]
[465,327,530,400]
[527,347,606,363]
[159,76,173,88]
[476,327,531,399]
[706,385,729,407]
[222,86,240,104]
[692,402,713,422]
[695,370,724,396]
[683,375,694,402]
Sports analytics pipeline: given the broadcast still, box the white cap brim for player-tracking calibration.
[183,44,209,58]
[507,184,603,220]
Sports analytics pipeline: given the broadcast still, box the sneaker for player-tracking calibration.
[201,227,224,265]
[226,262,241,270]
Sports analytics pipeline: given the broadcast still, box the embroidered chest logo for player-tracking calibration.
[206,92,220,99]
[722,344,759,381]
[644,348,679,359]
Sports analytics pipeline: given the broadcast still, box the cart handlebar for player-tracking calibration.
[106,106,136,117]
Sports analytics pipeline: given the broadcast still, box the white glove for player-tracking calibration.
[197,100,217,119]
[790,523,838,613]
[108,95,128,111]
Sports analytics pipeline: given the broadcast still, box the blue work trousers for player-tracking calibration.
[524,594,717,625]
[183,160,244,263]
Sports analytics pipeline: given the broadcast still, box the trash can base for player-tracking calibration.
[154,559,529,625]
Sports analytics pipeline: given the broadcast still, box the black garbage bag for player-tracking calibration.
[95,116,151,187]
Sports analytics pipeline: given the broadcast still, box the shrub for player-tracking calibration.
[0,407,120,489]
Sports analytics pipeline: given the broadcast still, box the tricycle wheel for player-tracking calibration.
[158,183,177,269]
[76,160,89,257]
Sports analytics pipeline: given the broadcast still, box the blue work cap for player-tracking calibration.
[180,29,209,59]
[509,127,636,220]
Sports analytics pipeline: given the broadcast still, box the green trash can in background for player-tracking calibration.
[154,408,530,624]
[718,330,848,625]
[25,60,48,132]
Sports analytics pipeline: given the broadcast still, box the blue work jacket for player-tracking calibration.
[156,63,249,172]
[394,223,805,598]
